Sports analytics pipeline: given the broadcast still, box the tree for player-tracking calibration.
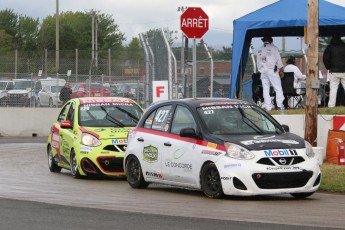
[0,9,39,50]
[213,46,232,61]
[39,10,125,51]
[126,37,144,64]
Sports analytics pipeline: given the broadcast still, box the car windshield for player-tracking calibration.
[13,81,33,89]
[197,103,284,135]
[0,82,8,90]
[78,103,143,127]
[51,86,63,93]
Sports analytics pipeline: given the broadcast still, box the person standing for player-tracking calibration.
[256,35,285,111]
[323,33,345,108]
[213,85,224,97]
[59,83,72,106]
[284,55,306,108]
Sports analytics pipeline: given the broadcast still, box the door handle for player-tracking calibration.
[137,137,144,142]
[164,142,172,147]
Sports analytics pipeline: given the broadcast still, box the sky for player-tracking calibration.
[1,0,345,51]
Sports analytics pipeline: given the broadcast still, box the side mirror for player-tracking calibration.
[281,124,290,133]
[180,127,197,138]
[60,120,73,129]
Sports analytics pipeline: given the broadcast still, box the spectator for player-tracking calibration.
[256,35,285,111]
[203,85,211,97]
[59,83,72,106]
[323,33,345,108]
[213,85,224,97]
[284,55,306,108]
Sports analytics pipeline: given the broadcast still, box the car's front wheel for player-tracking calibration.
[200,162,224,199]
[126,155,149,189]
[47,145,61,172]
[70,149,81,178]
[290,192,315,199]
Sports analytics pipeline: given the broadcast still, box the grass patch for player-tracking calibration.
[319,163,345,193]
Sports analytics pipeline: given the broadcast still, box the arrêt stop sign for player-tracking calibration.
[180,7,209,39]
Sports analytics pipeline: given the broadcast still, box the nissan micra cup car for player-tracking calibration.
[124,98,321,199]
[47,97,143,178]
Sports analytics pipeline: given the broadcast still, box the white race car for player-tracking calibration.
[124,98,321,199]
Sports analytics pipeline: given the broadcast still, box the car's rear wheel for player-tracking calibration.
[49,98,54,108]
[70,149,81,178]
[290,192,315,199]
[47,145,61,172]
[200,162,224,199]
[126,155,149,189]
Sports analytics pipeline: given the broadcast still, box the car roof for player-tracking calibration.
[72,97,143,108]
[150,98,251,108]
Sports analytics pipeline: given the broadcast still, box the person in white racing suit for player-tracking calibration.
[257,35,285,111]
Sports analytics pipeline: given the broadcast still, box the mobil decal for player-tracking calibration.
[112,139,127,144]
[264,149,298,157]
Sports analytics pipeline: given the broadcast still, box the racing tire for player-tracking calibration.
[70,149,81,178]
[49,98,54,108]
[200,162,224,199]
[47,145,61,172]
[126,155,149,189]
[290,192,315,199]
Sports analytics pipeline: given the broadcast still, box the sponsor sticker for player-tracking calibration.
[80,146,93,152]
[143,145,158,162]
[112,139,127,144]
[263,149,298,157]
[207,142,218,149]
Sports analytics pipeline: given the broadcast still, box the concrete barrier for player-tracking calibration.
[0,108,333,154]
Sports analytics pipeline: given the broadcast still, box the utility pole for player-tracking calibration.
[305,0,319,146]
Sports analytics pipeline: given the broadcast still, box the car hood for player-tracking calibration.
[81,126,133,140]
[8,90,30,94]
[213,132,305,151]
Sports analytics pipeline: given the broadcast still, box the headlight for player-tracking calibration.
[81,133,101,147]
[224,142,254,160]
[305,141,315,158]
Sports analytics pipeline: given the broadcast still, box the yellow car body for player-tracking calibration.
[47,97,143,178]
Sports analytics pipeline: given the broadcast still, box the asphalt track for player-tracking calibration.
[0,137,344,230]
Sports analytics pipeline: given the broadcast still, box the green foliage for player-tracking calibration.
[39,10,125,52]
[0,9,39,50]
[126,37,144,62]
[213,46,232,60]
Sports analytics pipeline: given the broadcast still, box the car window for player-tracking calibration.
[57,103,70,122]
[171,105,196,135]
[149,105,173,132]
[66,102,75,125]
[198,104,283,135]
[143,111,156,129]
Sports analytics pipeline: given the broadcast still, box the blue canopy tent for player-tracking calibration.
[230,0,345,98]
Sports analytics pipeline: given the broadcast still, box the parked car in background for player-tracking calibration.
[115,83,144,105]
[71,82,111,98]
[47,97,144,178]
[0,80,15,106]
[6,79,42,107]
[124,98,321,199]
[37,78,66,107]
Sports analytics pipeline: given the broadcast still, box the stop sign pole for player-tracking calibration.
[180,7,209,98]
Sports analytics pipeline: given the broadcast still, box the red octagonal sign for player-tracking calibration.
[180,7,209,39]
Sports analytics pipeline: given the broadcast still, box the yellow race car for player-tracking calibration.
[47,97,144,178]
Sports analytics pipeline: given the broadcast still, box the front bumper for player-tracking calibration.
[217,156,321,196]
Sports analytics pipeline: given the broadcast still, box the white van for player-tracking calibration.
[38,78,66,107]
[6,79,42,107]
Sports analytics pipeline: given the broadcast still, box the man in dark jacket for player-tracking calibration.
[323,33,345,108]
[59,83,72,106]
